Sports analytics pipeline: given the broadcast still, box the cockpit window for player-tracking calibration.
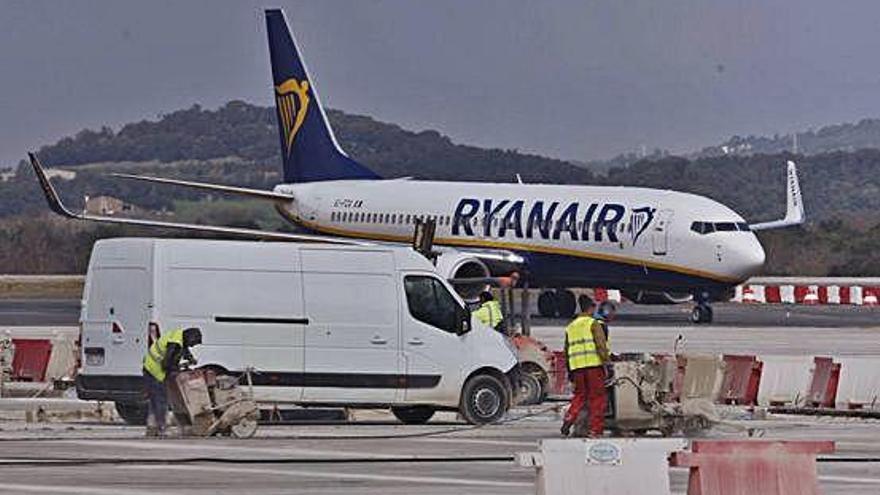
[691,221,750,235]
[690,221,714,234]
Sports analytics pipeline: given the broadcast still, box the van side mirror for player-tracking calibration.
[457,305,471,335]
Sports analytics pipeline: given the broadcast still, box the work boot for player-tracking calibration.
[560,421,572,437]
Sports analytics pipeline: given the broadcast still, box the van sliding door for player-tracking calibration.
[300,249,402,403]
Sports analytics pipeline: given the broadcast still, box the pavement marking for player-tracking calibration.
[819,475,880,485]
[132,464,533,488]
[422,437,535,447]
[58,439,401,459]
[0,483,168,495]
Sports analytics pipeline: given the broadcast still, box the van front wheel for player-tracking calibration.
[391,406,436,425]
[459,374,509,425]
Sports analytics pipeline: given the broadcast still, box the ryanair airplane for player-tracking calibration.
[28,9,804,324]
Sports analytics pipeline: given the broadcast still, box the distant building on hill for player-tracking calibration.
[83,195,136,216]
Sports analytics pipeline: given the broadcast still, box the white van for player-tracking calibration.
[76,238,519,425]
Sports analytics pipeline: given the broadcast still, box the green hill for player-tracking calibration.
[1,100,877,275]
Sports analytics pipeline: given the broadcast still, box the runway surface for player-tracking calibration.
[1,298,877,327]
[1,410,880,495]
[1,297,879,493]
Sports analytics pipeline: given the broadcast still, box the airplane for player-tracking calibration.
[27,8,805,324]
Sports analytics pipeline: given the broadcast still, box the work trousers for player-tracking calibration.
[564,366,607,436]
[143,370,168,430]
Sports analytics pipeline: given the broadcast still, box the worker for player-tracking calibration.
[593,301,617,340]
[561,295,612,438]
[142,327,203,437]
[473,291,505,333]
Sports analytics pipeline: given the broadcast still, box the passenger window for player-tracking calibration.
[404,275,460,334]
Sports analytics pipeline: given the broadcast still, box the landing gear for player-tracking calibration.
[690,304,713,324]
[537,289,577,318]
[690,290,714,324]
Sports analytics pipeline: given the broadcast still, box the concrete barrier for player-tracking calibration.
[735,277,880,305]
[836,357,880,409]
[670,440,835,495]
[756,356,813,406]
[517,438,686,495]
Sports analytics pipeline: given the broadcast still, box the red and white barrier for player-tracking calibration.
[733,282,880,306]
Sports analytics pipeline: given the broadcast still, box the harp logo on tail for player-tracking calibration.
[275,78,311,156]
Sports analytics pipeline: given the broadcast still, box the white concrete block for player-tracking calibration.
[780,285,795,304]
[758,356,813,406]
[519,438,686,495]
[837,357,880,407]
[827,286,840,305]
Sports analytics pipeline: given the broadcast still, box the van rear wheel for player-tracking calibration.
[459,374,509,425]
[391,406,436,425]
[115,402,147,425]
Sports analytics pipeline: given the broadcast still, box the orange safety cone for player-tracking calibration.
[670,440,834,495]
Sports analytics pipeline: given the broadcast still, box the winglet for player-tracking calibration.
[28,152,78,219]
[782,160,804,224]
[750,160,805,231]
[26,152,365,245]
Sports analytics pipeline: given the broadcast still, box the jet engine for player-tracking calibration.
[435,252,491,302]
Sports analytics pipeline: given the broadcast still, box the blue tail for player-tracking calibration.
[265,9,380,183]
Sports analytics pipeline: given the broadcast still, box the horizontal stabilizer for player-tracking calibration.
[750,160,805,231]
[27,153,363,245]
[111,173,294,201]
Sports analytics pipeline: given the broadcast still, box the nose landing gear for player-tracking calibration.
[690,290,714,324]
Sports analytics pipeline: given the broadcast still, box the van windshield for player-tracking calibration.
[404,275,460,334]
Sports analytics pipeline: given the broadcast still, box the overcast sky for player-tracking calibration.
[3,0,880,168]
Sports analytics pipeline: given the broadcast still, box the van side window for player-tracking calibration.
[404,275,459,334]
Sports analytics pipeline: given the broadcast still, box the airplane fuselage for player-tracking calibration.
[274,179,766,293]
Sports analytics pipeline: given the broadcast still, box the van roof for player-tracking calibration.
[94,237,436,272]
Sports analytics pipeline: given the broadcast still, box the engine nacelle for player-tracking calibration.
[434,252,491,302]
[622,290,693,305]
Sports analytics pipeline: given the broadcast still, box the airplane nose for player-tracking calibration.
[737,235,765,278]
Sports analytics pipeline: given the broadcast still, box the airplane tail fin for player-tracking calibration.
[265,9,379,183]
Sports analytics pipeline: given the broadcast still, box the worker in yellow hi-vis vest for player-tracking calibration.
[142,327,202,437]
[561,296,612,438]
[473,291,505,333]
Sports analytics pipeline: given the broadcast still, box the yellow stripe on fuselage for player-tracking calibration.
[276,208,740,284]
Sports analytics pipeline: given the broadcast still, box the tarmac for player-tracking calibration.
[1,409,880,494]
[1,298,879,327]
[0,300,879,494]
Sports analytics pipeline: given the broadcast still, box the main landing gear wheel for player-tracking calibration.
[690,305,714,324]
[537,291,557,318]
[556,290,576,319]
[537,290,577,318]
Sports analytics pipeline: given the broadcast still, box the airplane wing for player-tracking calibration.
[110,173,293,201]
[750,160,805,231]
[27,153,365,245]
